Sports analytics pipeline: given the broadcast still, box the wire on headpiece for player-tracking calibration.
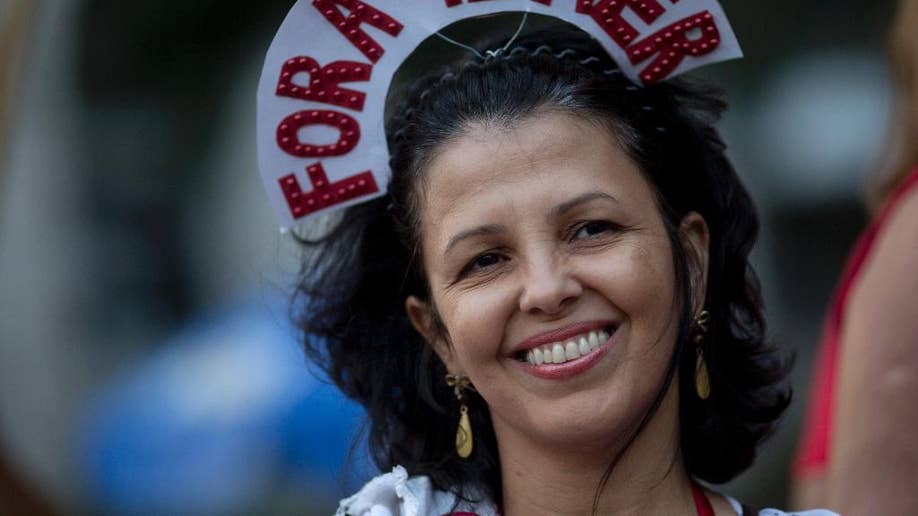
[434,12,529,61]
[485,12,528,59]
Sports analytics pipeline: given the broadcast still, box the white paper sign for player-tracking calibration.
[257,0,742,229]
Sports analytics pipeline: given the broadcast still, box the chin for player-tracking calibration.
[520,396,640,450]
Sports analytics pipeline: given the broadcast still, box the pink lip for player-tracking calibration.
[511,320,615,355]
[518,329,618,380]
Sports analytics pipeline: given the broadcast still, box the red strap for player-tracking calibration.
[691,482,715,516]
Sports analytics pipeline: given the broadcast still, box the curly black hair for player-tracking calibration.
[295,25,791,508]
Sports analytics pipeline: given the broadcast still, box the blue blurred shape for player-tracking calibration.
[79,300,376,514]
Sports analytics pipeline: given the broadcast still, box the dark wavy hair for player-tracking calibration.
[296,26,791,508]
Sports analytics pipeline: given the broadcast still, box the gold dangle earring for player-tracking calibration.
[692,310,711,400]
[445,374,475,459]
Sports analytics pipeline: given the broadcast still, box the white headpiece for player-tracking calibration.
[257,0,742,229]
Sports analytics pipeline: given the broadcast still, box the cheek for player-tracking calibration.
[437,284,516,362]
[582,238,677,320]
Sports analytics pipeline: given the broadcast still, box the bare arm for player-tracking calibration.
[826,186,918,515]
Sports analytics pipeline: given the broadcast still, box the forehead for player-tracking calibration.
[419,111,655,240]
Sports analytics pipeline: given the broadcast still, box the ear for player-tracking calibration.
[405,295,460,373]
[678,211,710,314]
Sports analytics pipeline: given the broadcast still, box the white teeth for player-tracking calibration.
[552,343,565,364]
[578,337,590,355]
[524,328,615,366]
[565,341,580,360]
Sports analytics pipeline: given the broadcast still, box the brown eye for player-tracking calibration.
[471,253,501,269]
[574,220,615,240]
[460,252,504,277]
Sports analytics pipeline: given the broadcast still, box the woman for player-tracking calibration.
[792,1,918,513]
[295,26,832,516]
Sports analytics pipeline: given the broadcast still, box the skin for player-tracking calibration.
[405,111,734,515]
[799,187,918,515]
[792,476,824,512]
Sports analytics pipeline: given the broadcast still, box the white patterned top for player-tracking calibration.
[336,466,839,516]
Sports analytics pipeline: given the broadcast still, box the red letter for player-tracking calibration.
[627,11,721,84]
[276,57,372,111]
[312,0,404,63]
[278,163,379,219]
[276,110,360,157]
[575,0,665,49]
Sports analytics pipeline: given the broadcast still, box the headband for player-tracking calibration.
[257,0,742,229]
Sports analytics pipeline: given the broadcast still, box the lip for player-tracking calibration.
[510,320,616,355]
[518,328,618,380]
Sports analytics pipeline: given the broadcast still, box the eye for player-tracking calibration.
[573,220,616,240]
[460,252,504,277]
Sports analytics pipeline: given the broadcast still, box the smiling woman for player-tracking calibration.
[407,111,700,461]
[294,27,833,516]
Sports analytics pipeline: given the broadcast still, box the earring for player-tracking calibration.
[692,310,711,400]
[445,374,475,459]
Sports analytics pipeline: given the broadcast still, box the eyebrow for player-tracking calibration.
[442,192,618,255]
[549,191,618,218]
[445,224,507,255]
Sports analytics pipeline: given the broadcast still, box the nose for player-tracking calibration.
[518,255,582,316]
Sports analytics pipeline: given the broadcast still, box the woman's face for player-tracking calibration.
[407,111,708,452]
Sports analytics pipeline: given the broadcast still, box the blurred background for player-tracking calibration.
[0,0,898,514]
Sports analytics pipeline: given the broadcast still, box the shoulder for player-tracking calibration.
[870,172,918,271]
[844,173,918,356]
[725,496,838,516]
[336,466,499,516]
[863,171,918,286]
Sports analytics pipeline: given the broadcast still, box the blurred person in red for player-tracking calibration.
[792,0,918,513]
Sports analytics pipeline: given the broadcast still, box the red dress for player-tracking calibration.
[793,167,918,478]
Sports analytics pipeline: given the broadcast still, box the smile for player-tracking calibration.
[522,328,611,366]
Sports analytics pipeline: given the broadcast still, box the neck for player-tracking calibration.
[495,381,697,516]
